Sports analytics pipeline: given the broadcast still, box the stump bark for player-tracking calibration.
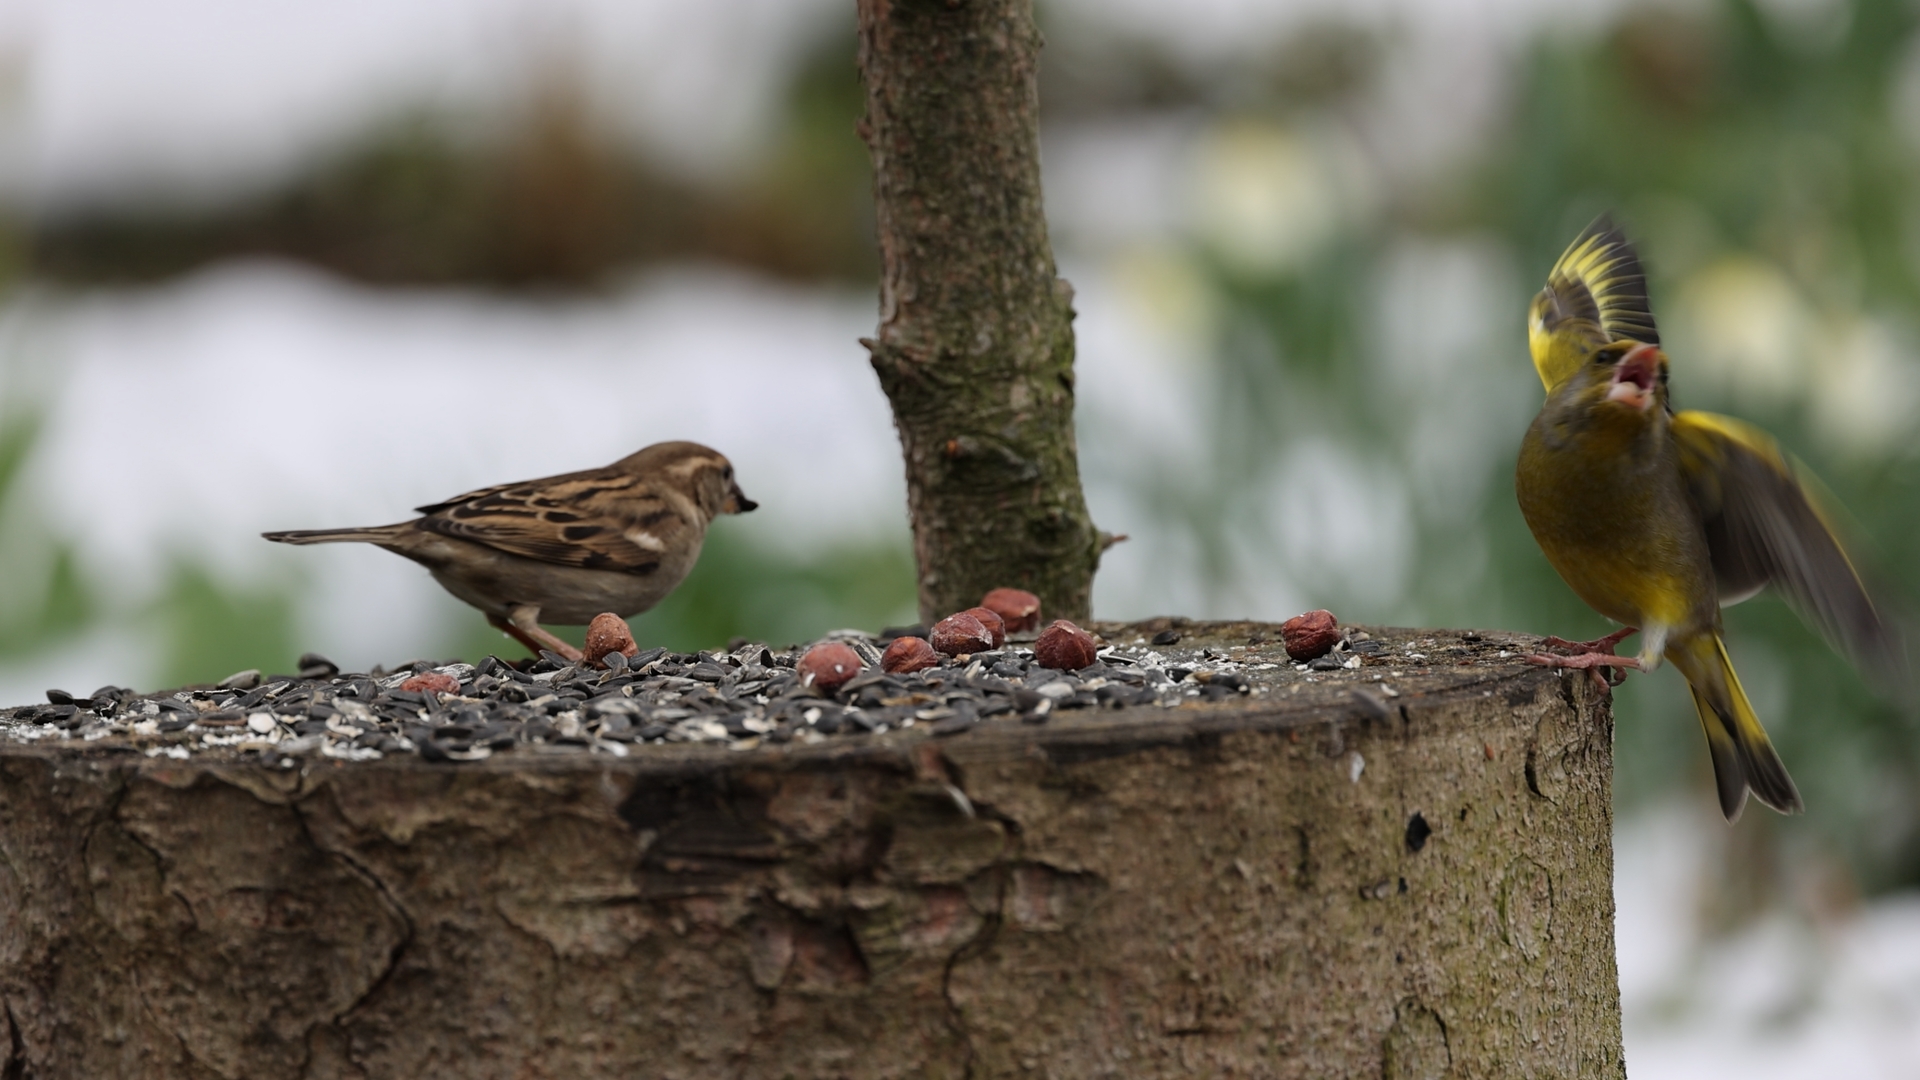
[0,642,1623,1078]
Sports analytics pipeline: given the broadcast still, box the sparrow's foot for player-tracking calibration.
[491,609,585,664]
[1527,628,1641,695]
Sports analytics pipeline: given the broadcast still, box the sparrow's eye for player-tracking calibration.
[723,465,734,480]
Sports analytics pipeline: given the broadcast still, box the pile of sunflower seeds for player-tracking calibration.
[0,633,1286,764]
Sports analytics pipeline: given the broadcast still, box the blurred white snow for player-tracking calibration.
[1618,805,1920,1079]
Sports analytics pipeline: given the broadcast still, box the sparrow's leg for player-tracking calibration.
[487,613,545,657]
[488,607,584,663]
[1527,626,1640,694]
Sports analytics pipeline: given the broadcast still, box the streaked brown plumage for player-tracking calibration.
[263,441,754,661]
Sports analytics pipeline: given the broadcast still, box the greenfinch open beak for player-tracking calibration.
[1606,343,1661,411]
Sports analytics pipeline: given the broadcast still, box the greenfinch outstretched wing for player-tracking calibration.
[1528,216,1660,392]
[1671,410,1904,684]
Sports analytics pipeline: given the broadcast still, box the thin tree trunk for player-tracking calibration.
[858,0,1104,623]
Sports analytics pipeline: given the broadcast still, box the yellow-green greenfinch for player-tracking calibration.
[1516,217,1900,821]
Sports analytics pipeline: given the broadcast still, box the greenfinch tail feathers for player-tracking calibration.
[1674,634,1804,820]
[1690,685,1753,823]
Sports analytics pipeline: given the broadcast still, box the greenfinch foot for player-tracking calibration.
[1526,627,1641,694]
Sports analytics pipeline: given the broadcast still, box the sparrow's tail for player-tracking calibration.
[262,524,409,546]
[1672,633,1803,821]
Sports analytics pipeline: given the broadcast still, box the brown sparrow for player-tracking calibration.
[264,441,755,662]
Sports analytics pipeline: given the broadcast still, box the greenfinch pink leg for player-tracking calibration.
[1526,626,1640,693]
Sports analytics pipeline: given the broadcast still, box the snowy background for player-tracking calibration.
[4,0,1920,1074]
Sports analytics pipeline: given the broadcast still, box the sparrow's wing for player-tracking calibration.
[1673,410,1903,680]
[413,481,520,516]
[413,465,606,515]
[415,470,691,573]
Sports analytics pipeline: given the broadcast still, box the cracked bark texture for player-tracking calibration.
[0,657,1622,1078]
[858,0,1103,623]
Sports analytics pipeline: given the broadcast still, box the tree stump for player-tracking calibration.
[0,625,1623,1078]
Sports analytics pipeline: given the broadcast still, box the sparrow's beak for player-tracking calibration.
[727,484,757,514]
[1606,343,1662,412]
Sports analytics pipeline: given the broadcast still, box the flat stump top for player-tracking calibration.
[0,620,1560,778]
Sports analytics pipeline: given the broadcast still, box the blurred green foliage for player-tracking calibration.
[1047,0,1920,891]
[1476,0,1920,890]
[147,562,302,687]
[0,410,95,655]
[1149,0,1920,891]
